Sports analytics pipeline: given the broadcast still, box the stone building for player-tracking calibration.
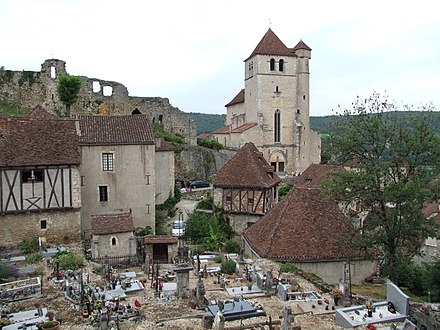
[0,108,81,248]
[212,142,281,236]
[155,138,175,205]
[0,59,196,144]
[78,114,157,235]
[243,164,378,284]
[213,28,321,175]
[90,213,136,260]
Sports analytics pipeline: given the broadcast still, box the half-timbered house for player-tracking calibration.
[212,142,281,236]
[0,110,81,248]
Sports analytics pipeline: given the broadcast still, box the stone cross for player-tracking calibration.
[281,307,294,330]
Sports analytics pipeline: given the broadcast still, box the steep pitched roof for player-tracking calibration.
[292,40,312,51]
[225,89,245,107]
[27,105,55,119]
[243,186,355,261]
[0,116,80,167]
[78,115,155,145]
[213,142,280,189]
[91,213,135,235]
[246,28,294,61]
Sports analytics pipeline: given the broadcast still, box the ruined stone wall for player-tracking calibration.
[0,59,196,144]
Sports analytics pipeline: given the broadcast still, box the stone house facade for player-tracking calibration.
[213,29,321,175]
[78,114,157,235]
[0,108,81,248]
[90,213,136,259]
[154,138,175,205]
[212,142,281,236]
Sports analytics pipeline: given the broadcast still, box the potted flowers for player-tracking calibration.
[36,311,60,330]
[330,288,342,306]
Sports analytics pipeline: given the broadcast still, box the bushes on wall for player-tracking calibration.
[197,138,224,151]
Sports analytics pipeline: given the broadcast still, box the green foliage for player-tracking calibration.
[279,263,301,273]
[56,251,85,270]
[224,239,241,253]
[134,226,153,237]
[153,123,186,144]
[197,195,214,210]
[0,101,30,116]
[93,265,103,275]
[18,70,39,86]
[278,184,292,201]
[0,263,12,279]
[425,258,440,302]
[155,186,182,235]
[213,256,223,263]
[221,259,236,275]
[187,112,226,135]
[57,74,82,115]
[26,252,43,262]
[322,92,440,284]
[19,237,40,254]
[197,138,224,150]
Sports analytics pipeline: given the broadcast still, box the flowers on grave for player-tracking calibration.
[421,305,429,315]
[330,288,342,298]
[365,300,373,317]
[55,272,63,280]
[366,323,377,330]
[36,311,60,329]
[0,318,13,326]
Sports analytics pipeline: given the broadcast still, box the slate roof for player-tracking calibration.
[213,142,280,189]
[78,115,155,145]
[246,28,305,61]
[144,236,178,244]
[243,185,355,262]
[225,89,245,107]
[0,115,80,167]
[91,213,135,235]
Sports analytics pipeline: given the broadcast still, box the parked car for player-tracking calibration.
[189,180,210,189]
[171,220,186,237]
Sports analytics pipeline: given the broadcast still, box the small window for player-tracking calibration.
[226,196,232,203]
[303,94,306,100]
[81,176,85,186]
[22,170,44,183]
[111,237,117,246]
[99,186,108,202]
[103,86,113,96]
[279,59,284,71]
[145,175,150,185]
[248,198,254,205]
[270,58,275,71]
[102,153,113,171]
[275,86,279,93]
[40,220,47,230]
[50,66,56,79]
[297,109,300,114]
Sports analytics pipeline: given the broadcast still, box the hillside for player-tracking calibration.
[187,112,226,135]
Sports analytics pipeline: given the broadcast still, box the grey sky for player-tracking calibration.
[1,0,439,116]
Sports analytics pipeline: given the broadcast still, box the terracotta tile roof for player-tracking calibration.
[27,105,55,119]
[231,123,257,133]
[143,236,178,244]
[213,142,280,189]
[292,40,312,51]
[197,132,212,140]
[155,138,174,152]
[0,116,80,167]
[246,28,295,61]
[78,115,155,145]
[213,125,231,134]
[243,186,355,262]
[225,89,245,107]
[91,213,135,235]
[295,164,345,188]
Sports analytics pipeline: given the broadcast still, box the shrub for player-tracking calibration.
[93,265,103,275]
[134,226,153,237]
[0,263,11,279]
[197,195,214,210]
[221,260,236,275]
[19,237,40,254]
[26,252,43,262]
[224,240,241,253]
[57,252,85,270]
[197,138,224,150]
[213,256,223,263]
[278,184,292,201]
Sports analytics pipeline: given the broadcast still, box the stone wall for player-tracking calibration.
[0,59,196,144]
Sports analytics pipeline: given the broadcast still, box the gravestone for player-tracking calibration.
[281,307,294,330]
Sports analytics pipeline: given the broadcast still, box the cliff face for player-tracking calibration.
[0,59,196,145]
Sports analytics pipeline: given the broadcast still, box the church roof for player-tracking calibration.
[91,213,134,235]
[78,115,155,145]
[246,28,295,61]
[231,123,257,133]
[213,142,280,189]
[292,40,312,51]
[225,89,245,107]
[0,115,80,167]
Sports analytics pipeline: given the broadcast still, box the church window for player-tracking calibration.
[102,153,114,171]
[279,59,284,71]
[274,110,281,143]
[99,186,108,202]
[270,58,275,71]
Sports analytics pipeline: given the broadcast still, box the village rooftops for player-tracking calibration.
[91,213,135,235]
[0,113,80,167]
[213,142,280,189]
[78,115,155,146]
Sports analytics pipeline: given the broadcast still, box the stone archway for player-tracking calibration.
[269,150,287,173]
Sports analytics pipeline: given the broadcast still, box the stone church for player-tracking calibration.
[213,28,321,174]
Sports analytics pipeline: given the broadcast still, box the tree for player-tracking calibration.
[322,92,440,284]
[56,75,82,116]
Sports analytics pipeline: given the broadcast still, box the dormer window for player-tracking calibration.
[279,59,284,71]
[270,58,275,71]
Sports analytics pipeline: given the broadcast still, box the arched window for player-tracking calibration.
[111,237,117,246]
[274,110,281,142]
[132,108,141,114]
[279,59,284,71]
[270,58,275,71]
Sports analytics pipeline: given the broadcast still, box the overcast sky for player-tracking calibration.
[1,0,439,116]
